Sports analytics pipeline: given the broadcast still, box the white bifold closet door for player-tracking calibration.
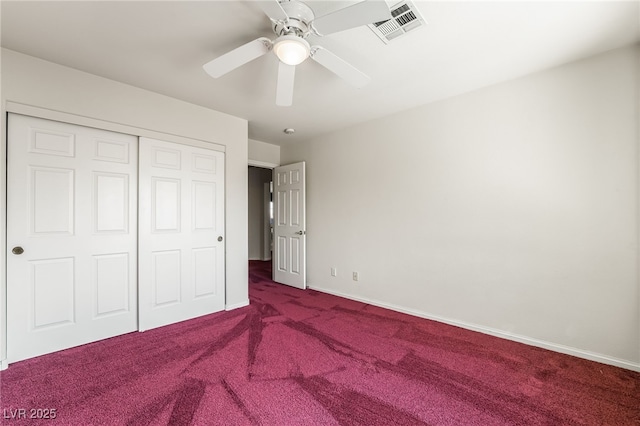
[138,138,225,331]
[7,114,138,363]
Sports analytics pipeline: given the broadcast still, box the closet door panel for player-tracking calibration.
[7,114,138,363]
[138,137,225,331]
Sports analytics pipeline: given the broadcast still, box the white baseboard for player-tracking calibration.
[226,299,250,311]
[308,285,640,372]
[0,359,8,370]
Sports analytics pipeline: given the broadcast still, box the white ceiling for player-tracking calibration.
[2,1,639,146]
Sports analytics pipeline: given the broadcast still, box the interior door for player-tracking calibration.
[7,114,138,363]
[138,137,225,331]
[272,161,306,289]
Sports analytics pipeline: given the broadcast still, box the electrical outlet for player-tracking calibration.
[331,267,337,277]
[352,271,359,281]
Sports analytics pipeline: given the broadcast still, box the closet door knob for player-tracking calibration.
[217,236,223,242]
[12,246,24,255]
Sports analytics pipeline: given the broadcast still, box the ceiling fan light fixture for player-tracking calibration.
[273,35,310,66]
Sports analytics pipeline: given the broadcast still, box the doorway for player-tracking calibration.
[248,161,307,290]
[248,166,273,262]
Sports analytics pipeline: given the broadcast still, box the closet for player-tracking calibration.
[6,114,225,362]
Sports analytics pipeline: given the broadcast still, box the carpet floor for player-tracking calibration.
[0,260,638,425]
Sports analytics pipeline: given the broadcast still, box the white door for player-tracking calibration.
[7,114,138,363]
[273,162,306,289]
[138,138,225,331]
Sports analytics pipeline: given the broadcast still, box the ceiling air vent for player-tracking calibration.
[368,1,425,44]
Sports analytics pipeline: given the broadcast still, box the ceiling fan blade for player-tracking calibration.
[257,0,289,22]
[276,62,296,107]
[312,0,391,35]
[310,46,371,88]
[203,37,271,78]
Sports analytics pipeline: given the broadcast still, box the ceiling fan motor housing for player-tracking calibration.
[273,1,315,37]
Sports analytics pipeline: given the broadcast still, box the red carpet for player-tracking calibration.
[1,260,638,425]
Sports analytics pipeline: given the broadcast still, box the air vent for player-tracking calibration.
[368,1,425,44]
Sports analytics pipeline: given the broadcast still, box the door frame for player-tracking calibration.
[1,103,227,369]
[263,181,272,261]
[248,160,278,266]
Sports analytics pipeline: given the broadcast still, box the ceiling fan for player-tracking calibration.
[202,0,392,106]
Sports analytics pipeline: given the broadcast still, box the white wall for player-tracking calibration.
[281,45,640,370]
[249,138,280,167]
[0,49,250,365]
[248,167,273,260]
